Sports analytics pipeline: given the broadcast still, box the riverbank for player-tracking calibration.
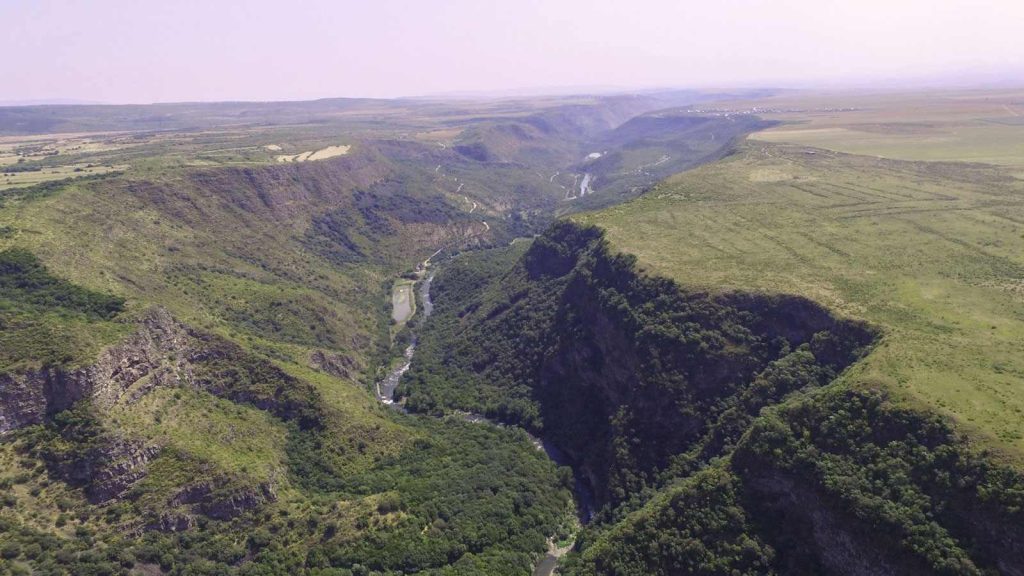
[374,256,586,575]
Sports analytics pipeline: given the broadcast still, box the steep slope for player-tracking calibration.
[403,221,1024,574]
[0,136,575,574]
[581,142,1024,448]
[4,95,765,575]
[566,110,775,210]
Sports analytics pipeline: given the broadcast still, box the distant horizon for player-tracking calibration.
[5,0,1023,105]
[3,72,1024,109]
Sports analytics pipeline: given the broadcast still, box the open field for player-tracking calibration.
[712,89,1024,169]
[0,163,125,190]
[391,279,416,327]
[579,142,1024,450]
[275,144,351,163]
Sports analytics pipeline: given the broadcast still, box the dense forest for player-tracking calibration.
[402,220,1024,574]
[0,250,574,576]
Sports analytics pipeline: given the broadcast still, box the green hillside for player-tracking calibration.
[405,219,1024,575]
[579,142,1024,448]
[0,104,586,574]
[4,89,1024,575]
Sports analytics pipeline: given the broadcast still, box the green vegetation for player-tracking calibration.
[743,88,1024,168]
[580,142,1024,448]
[5,89,1024,574]
[568,111,774,212]
[0,406,571,576]
[0,248,124,319]
[562,384,1024,575]
[2,94,692,575]
[404,221,871,502]
[563,468,775,575]
[406,220,1024,573]
[0,248,127,371]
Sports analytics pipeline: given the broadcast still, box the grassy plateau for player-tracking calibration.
[580,136,1024,449]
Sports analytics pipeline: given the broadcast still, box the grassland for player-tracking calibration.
[578,141,1024,450]
[0,163,125,191]
[718,89,1024,169]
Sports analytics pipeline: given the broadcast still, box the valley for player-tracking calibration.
[1,87,1024,576]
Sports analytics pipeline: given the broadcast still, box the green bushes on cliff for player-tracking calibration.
[563,468,776,576]
[0,249,123,319]
[402,220,1024,575]
[0,248,127,371]
[402,220,874,507]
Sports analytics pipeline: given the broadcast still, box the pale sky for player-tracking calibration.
[4,0,1023,103]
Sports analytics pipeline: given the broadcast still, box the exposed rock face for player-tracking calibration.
[169,479,277,522]
[87,439,162,504]
[0,308,198,435]
[202,482,277,521]
[740,469,931,575]
[1,307,288,524]
[136,474,279,532]
[0,368,88,434]
[309,349,361,381]
[46,435,162,504]
[147,512,196,533]
[1,306,320,433]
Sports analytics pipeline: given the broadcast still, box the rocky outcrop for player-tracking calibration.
[309,349,361,381]
[147,512,197,532]
[2,307,292,524]
[1,305,325,434]
[86,439,162,504]
[0,367,90,433]
[33,409,163,505]
[168,478,277,523]
[144,474,276,532]
[0,308,199,435]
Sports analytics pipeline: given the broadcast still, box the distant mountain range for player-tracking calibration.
[0,98,106,107]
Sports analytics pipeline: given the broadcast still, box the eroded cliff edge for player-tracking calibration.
[402,220,1024,575]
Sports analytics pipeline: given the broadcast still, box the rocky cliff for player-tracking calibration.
[405,220,1024,575]
[1,307,317,524]
[0,308,195,435]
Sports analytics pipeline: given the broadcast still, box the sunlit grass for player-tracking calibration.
[579,142,1024,451]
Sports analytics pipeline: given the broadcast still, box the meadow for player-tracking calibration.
[579,141,1024,450]
[724,88,1024,170]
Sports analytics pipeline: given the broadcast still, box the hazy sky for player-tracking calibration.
[4,0,1023,103]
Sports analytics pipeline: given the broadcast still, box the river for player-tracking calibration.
[374,265,593,575]
[375,272,433,405]
[579,173,592,197]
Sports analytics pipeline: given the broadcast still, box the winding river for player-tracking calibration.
[375,265,593,575]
